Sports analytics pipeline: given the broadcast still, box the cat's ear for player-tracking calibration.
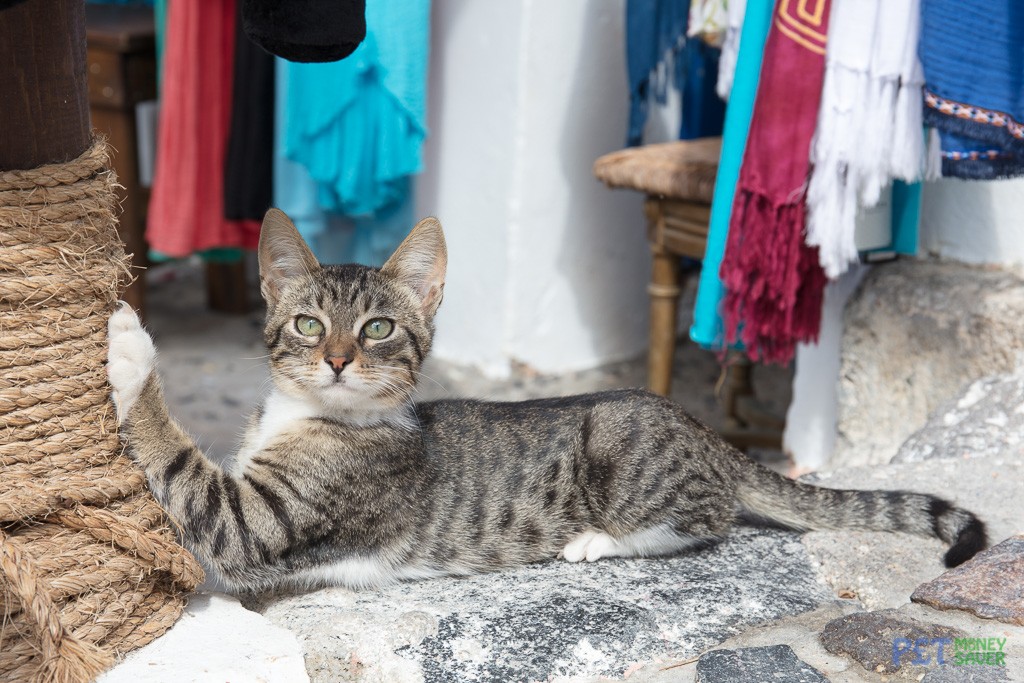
[381,217,447,316]
[258,208,320,307]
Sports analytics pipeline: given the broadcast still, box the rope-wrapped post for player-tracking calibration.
[0,140,203,683]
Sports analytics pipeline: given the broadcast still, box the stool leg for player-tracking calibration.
[647,244,681,396]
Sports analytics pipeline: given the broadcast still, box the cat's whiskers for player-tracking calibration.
[363,370,415,405]
[370,365,417,388]
[410,369,448,394]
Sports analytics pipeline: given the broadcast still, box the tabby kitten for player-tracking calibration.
[106,209,987,592]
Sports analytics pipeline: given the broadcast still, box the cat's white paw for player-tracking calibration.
[562,530,599,563]
[583,533,620,562]
[562,529,622,563]
[107,303,156,422]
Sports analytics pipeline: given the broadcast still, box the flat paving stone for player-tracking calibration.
[912,535,1024,626]
[251,529,836,683]
[921,664,1009,682]
[695,644,828,683]
[99,593,309,683]
[819,609,964,676]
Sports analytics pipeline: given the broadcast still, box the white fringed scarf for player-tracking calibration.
[714,0,746,100]
[805,0,926,279]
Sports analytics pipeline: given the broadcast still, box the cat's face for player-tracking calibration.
[257,210,447,414]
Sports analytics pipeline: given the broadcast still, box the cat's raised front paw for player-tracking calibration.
[107,302,156,423]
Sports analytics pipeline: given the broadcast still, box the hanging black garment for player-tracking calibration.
[224,9,275,222]
[241,0,365,63]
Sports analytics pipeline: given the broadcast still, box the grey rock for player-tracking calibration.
[819,610,964,676]
[252,529,836,683]
[835,259,1024,469]
[695,644,828,683]
[912,535,1024,626]
[894,371,1024,463]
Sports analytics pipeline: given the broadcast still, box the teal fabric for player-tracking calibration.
[690,0,773,350]
[859,181,921,261]
[154,0,167,87]
[889,181,920,256]
[274,59,417,267]
[280,0,429,218]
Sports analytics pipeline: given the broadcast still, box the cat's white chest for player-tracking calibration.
[232,390,317,476]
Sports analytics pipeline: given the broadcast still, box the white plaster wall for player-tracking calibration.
[920,178,1024,265]
[415,0,521,376]
[785,266,866,470]
[417,0,650,376]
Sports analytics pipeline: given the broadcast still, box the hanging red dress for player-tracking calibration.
[147,0,260,257]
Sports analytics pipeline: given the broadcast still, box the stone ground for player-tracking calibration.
[103,261,1024,682]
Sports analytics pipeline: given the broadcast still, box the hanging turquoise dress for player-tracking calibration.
[274,0,430,266]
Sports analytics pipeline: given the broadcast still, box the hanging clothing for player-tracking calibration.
[715,0,747,100]
[147,0,260,257]
[224,1,275,221]
[690,0,773,351]
[625,0,690,146]
[687,0,728,45]
[273,11,424,268]
[626,0,725,145]
[718,0,831,365]
[280,0,429,219]
[920,0,1024,179]
[679,39,727,140]
[241,0,366,63]
[804,0,925,279]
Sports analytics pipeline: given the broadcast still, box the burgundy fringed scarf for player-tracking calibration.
[719,0,831,365]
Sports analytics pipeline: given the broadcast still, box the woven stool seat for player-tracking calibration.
[593,137,721,203]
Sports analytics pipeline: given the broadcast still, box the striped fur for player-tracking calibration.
[107,210,987,592]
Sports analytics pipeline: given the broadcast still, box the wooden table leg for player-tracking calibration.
[206,260,250,314]
[647,243,681,396]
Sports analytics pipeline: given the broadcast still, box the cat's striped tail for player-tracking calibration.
[733,459,987,568]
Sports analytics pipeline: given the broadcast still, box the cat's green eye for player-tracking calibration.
[295,315,324,337]
[362,318,393,340]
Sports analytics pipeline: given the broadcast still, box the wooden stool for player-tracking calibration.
[594,138,783,450]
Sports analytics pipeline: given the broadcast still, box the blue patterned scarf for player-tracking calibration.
[920,0,1024,179]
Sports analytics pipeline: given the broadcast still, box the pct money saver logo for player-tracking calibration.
[892,637,1008,668]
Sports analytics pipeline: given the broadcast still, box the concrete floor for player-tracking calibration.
[142,259,793,469]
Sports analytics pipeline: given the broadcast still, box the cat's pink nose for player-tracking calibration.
[325,355,351,375]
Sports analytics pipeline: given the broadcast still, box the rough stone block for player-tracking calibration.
[835,260,1024,468]
[819,610,964,675]
[912,535,1024,626]
[894,371,1024,464]
[695,644,828,683]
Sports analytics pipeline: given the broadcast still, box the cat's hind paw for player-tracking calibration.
[107,302,156,423]
[562,529,622,563]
